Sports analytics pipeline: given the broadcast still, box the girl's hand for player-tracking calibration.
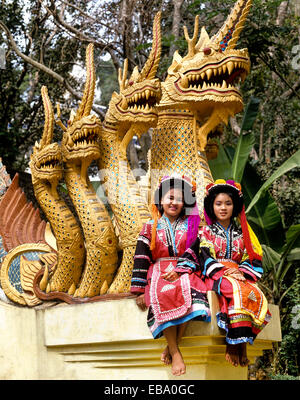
[163,270,180,282]
[135,294,147,311]
[224,267,246,281]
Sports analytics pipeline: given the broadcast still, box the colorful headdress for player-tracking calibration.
[204,179,262,262]
[204,179,243,223]
[150,175,199,251]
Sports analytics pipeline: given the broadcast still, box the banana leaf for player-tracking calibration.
[209,96,260,183]
[207,142,232,180]
[281,224,300,259]
[246,149,300,214]
[239,97,261,132]
[231,97,259,183]
[287,248,300,261]
[241,163,284,251]
[261,244,281,272]
[263,224,300,282]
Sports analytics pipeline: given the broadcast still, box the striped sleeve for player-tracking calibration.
[130,222,153,294]
[175,237,201,274]
[198,227,226,280]
[239,247,263,281]
[199,247,226,279]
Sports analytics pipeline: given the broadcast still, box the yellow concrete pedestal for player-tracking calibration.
[0,292,281,380]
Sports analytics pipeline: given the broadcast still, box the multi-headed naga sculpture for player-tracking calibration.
[0,1,254,305]
[150,0,252,211]
[98,12,162,293]
[59,44,118,298]
[29,86,85,296]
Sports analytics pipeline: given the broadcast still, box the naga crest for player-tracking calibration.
[60,43,102,163]
[104,12,162,138]
[30,86,62,186]
[160,0,252,118]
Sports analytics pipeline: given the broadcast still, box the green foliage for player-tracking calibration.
[246,150,300,215]
[261,224,300,305]
[270,374,300,380]
[0,0,86,170]
[273,269,300,377]
[242,163,285,251]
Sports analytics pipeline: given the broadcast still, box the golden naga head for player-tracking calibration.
[60,43,102,163]
[104,12,162,135]
[30,86,63,185]
[160,0,252,117]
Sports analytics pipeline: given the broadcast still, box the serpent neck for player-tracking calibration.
[151,108,213,212]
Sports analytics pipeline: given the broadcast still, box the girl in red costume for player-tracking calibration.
[130,175,211,376]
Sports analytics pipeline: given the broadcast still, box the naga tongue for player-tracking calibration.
[226,68,243,85]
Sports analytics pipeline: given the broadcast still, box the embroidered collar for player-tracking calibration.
[157,216,186,256]
[159,215,186,230]
[215,221,232,232]
[212,221,234,258]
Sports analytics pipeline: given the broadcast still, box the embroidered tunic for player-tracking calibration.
[130,216,211,339]
[177,222,271,345]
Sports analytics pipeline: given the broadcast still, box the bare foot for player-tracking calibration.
[225,343,239,367]
[161,346,171,365]
[171,350,186,376]
[239,342,250,367]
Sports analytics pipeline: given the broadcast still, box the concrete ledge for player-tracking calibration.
[43,292,281,346]
[0,303,38,379]
[0,292,281,380]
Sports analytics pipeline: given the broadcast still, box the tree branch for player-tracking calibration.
[39,0,122,72]
[281,77,300,99]
[257,54,300,100]
[229,116,241,137]
[42,0,121,54]
[58,0,97,23]
[0,20,105,119]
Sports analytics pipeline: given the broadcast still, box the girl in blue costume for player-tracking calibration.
[130,175,210,376]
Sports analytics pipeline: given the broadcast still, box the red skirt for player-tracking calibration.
[205,261,271,344]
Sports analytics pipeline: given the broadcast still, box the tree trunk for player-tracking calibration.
[259,121,264,159]
[169,0,184,58]
[293,0,300,16]
[265,136,271,164]
[276,1,288,26]
[120,0,137,73]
